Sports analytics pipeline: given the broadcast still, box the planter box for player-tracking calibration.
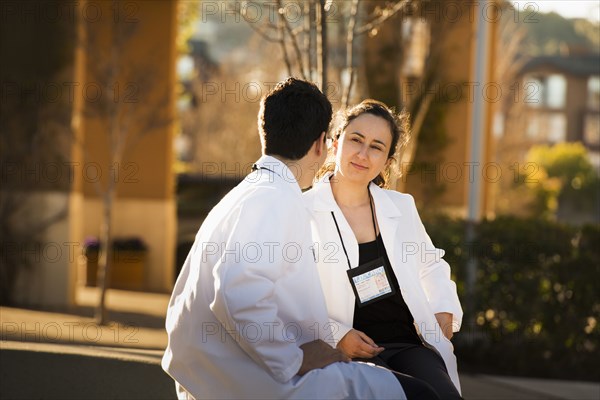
[85,250,146,291]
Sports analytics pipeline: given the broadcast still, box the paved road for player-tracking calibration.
[1,341,173,399]
[1,287,598,399]
[2,339,598,400]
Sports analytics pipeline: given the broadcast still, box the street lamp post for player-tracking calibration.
[466,0,492,324]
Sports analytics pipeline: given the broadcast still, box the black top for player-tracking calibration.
[353,235,422,345]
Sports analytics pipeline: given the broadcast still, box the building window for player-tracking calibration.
[547,113,567,142]
[588,151,600,170]
[526,113,540,138]
[584,113,600,146]
[527,111,566,142]
[587,76,600,110]
[524,74,567,109]
[525,76,543,107]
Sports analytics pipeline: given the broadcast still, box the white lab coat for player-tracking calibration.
[304,175,463,393]
[162,156,406,399]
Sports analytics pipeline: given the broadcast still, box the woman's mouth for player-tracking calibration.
[350,162,368,171]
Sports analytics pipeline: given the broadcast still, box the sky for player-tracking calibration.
[513,0,600,23]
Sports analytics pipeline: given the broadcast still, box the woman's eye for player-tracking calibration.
[351,137,361,143]
[371,145,383,151]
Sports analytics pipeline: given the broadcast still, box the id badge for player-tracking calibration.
[347,257,396,307]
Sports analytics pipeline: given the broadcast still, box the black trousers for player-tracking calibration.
[355,343,462,400]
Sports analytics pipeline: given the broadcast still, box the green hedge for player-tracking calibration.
[423,215,600,380]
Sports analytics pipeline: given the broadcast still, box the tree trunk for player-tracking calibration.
[95,188,115,325]
[342,0,360,108]
[395,86,436,191]
[308,1,317,81]
[319,0,328,91]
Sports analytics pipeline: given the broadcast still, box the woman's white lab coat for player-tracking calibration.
[162,156,406,399]
[304,175,463,393]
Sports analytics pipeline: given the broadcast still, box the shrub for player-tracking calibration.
[423,215,600,380]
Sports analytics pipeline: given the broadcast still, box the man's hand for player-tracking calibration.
[336,329,384,359]
[297,339,350,376]
[435,312,454,340]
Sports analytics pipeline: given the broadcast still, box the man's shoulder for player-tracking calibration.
[246,177,301,205]
[212,177,303,220]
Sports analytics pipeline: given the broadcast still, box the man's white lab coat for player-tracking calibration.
[304,175,463,393]
[162,156,405,399]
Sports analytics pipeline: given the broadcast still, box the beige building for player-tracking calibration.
[2,0,178,307]
[507,54,600,164]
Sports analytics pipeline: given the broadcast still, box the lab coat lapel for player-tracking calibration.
[312,176,359,268]
[369,184,402,270]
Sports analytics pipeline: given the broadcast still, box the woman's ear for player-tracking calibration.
[332,135,339,155]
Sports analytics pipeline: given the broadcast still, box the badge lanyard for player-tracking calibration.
[331,190,397,307]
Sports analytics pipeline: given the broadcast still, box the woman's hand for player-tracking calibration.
[435,312,454,340]
[337,329,384,359]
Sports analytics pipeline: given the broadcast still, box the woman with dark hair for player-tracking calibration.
[305,100,463,400]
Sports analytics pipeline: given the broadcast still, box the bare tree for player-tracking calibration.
[236,0,446,172]
[239,0,411,94]
[76,3,173,324]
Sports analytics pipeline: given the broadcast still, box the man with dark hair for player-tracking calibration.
[162,78,406,399]
[258,77,332,160]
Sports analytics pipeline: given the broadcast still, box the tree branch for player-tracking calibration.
[280,1,307,79]
[242,17,281,42]
[356,0,410,36]
[276,0,293,76]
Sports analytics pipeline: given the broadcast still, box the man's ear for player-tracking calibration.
[315,132,326,156]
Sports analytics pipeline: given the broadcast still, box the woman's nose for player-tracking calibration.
[357,144,369,158]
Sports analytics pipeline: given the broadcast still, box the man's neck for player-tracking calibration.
[266,154,317,189]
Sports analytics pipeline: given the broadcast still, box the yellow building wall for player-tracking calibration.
[71,0,177,293]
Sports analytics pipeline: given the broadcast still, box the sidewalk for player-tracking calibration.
[1,287,168,349]
[1,287,599,399]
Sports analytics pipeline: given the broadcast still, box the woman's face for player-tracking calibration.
[333,113,393,185]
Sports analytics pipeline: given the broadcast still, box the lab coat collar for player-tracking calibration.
[252,155,303,196]
[310,173,402,218]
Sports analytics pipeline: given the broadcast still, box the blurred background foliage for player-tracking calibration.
[517,9,600,56]
[504,142,600,223]
[424,214,600,380]
[524,142,600,222]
